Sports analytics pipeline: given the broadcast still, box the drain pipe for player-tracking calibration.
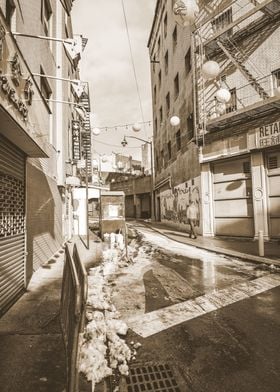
[258,230,264,257]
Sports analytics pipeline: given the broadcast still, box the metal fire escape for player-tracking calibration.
[79,83,92,183]
[194,0,280,142]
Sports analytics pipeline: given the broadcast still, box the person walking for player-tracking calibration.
[187,200,199,239]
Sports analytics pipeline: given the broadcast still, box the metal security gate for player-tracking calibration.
[213,156,254,237]
[0,135,26,316]
[266,151,280,238]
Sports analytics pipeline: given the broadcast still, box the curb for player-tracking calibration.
[138,222,280,267]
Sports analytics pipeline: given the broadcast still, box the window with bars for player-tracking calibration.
[176,129,181,151]
[174,73,179,99]
[268,155,278,170]
[185,48,191,75]
[172,26,177,51]
[212,8,232,33]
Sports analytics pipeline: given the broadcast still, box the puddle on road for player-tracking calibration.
[142,246,269,313]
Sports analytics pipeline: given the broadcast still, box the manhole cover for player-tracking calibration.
[126,363,181,392]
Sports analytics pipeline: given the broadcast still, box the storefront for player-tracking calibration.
[201,120,280,239]
[212,156,254,237]
[0,135,26,314]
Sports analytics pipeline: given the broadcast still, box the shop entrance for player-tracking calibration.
[212,156,254,237]
[266,151,280,238]
[0,135,26,315]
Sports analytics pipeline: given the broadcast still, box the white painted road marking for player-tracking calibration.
[126,274,280,338]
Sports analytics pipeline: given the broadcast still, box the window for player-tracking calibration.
[174,73,179,99]
[158,70,162,89]
[243,161,251,174]
[161,149,164,168]
[157,37,161,53]
[41,0,52,36]
[187,114,194,139]
[167,141,172,161]
[154,85,157,102]
[176,129,181,151]
[5,0,16,28]
[159,106,163,123]
[164,14,167,37]
[212,8,232,33]
[172,26,177,50]
[185,49,191,75]
[272,68,280,88]
[40,68,52,101]
[154,118,158,136]
[268,155,279,170]
[166,92,170,113]
[156,155,159,171]
[164,50,169,74]
[226,88,237,113]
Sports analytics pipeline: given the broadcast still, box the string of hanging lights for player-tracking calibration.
[91,120,152,136]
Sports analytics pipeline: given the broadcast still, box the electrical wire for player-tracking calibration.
[121,0,146,135]
[93,139,144,149]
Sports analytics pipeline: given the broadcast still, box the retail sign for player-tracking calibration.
[256,121,280,148]
[72,120,81,160]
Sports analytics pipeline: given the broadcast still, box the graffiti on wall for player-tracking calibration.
[160,178,200,225]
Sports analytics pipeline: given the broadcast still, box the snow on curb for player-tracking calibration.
[78,235,138,391]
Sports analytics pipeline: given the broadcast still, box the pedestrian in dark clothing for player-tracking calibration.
[187,200,199,239]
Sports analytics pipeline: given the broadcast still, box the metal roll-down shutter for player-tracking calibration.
[0,135,26,316]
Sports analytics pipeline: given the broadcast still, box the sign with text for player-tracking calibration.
[72,120,81,160]
[256,121,280,148]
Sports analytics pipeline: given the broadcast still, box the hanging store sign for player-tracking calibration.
[255,121,280,148]
[72,120,81,160]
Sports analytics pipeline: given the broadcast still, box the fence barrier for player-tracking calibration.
[60,243,88,392]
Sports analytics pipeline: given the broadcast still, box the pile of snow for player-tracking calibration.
[78,235,137,391]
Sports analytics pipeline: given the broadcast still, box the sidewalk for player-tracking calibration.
[0,234,103,392]
[142,221,280,266]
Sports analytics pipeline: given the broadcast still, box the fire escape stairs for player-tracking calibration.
[216,39,270,100]
[249,0,279,17]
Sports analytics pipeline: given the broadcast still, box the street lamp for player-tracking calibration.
[121,135,155,221]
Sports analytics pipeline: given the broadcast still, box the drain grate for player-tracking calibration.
[126,363,181,392]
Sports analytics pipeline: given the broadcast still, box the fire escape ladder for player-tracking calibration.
[248,0,276,16]
[217,39,270,100]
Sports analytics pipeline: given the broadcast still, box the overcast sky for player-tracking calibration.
[72,0,157,159]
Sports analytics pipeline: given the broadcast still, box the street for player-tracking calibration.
[109,223,280,392]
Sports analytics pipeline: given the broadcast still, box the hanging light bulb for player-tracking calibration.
[201,61,221,79]
[170,116,181,126]
[92,127,101,135]
[132,122,141,132]
[216,88,231,103]
[173,0,199,27]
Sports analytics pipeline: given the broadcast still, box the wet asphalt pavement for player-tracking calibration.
[113,224,280,392]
